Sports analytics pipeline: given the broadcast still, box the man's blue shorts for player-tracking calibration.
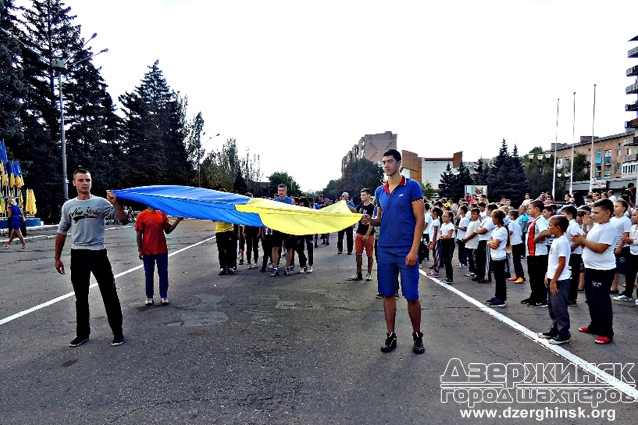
[377,247,420,301]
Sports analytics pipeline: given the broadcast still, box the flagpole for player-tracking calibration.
[569,92,576,195]
[589,84,597,193]
[552,98,559,200]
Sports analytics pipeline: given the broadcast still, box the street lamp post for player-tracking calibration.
[51,33,107,200]
[527,153,552,197]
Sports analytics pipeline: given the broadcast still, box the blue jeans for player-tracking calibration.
[143,252,169,298]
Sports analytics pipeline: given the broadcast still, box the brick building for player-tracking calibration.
[341,131,397,174]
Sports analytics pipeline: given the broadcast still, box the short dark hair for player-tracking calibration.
[278,183,287,189]
[73,168,90,178]
[477,201,486,208]
[508,209,519,219]
[593,199,614,214]
[615,199,629,212]
[549,215,569,232]
[487,203,498,212]
[529,200,544,211]
[382,149,401,162]
[562,205,577,218]
[361,188,371,195]
[432,207,443,218]
[471,208,480,215]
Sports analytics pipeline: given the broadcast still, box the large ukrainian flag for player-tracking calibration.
[112,186,360,236]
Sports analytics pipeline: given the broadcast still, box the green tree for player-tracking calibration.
[15,0,120,221]
[438,163,456,199]
[201,138,261,193]
[0,0,25,147]
[473,158,490,186]
[523,147,554,198]
[268,171,300,196]
[420,181,434,201]
[486,139,529,205]
[119,60,191,187]
[334,158,384,204]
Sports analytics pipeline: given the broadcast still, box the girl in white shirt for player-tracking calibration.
[486,210,509,307]
[427,207,442,277]
[571,199,617,344]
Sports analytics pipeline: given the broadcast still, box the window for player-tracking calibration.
[618,149,622,157]
[557,158,563,168]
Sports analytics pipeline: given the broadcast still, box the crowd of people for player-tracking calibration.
[419,183,637,346]
[51,160,638,352]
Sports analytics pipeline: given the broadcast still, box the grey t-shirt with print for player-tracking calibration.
[57,196,119,250]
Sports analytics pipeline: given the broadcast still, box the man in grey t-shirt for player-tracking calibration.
[55,169,128,347]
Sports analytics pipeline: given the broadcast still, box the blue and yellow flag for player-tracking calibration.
[112,186,361,236]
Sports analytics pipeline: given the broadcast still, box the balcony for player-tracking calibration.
[624,154,638,162]
[623,136,638,146]
[626,101,638,112]
[629,64,638,77]
[625,118,638,129]
[627,82,638,95]
[604,156,612,163]
[630,46,638,58]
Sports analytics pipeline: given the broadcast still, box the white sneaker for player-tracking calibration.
[365,272,373,281]
[247,263,253,270]
[299,266,307,274]
[635,299,638,306]
[307,266,313,273]
[145,298,154,306]
[613,294,631,301]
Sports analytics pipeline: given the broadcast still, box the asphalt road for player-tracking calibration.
[0,220,636,424]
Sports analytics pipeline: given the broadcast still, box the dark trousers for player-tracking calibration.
[457,240,467,265]
[621,253,638,298]
[527,255,548,303]
[547,278,571,338]
[261,235,273,271]
[143,252,168,298]
[441,239,455,279]
[295,235,314,267]
[422,234,430,261]
[567,253,582,303]
[511,243,525,279]
[337,226,354,254]
[216,230,237,270]
[584,268,615,339]
[70,249,123,338]
[466,248,476,274]
[475,240,487,280]
[492,258,507,301]
[245,233,260,264]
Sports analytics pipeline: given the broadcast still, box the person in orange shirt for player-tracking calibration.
[135,207,182,306]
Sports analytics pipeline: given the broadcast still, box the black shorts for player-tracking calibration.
[272,230,294,249]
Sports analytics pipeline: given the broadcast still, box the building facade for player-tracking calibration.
[341,131,397,173]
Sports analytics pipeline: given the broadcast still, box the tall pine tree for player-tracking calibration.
[0,0,25,148]
[119,60,191,187]
[16,0,119,221]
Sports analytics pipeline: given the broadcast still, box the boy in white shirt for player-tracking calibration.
[462,208,481,279]
[537,216,572,345]
[455,205,469,268]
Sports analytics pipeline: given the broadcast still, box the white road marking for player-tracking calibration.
[421,270,638,401]
[0,236,215,326]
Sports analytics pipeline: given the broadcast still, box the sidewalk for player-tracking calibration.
[0,224,59,243]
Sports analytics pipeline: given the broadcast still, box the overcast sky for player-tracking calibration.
[47,0,638,191]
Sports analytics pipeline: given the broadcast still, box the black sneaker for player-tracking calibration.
[520,298,531,305]
[227,268,236,275]
[394,293,400,299]
[348,271,363,281]
[537,331,558,339]
[531,301,548,307]
[485,296,497,304]
[412,332,425,354]
[218,269,227,276]
[549,334,571,345]
[111,336,125,346]
[375,293,384,299]
[69,336,89,347]
[381,332,397,353]
[567,300,577,306]
[444,278,454,284]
